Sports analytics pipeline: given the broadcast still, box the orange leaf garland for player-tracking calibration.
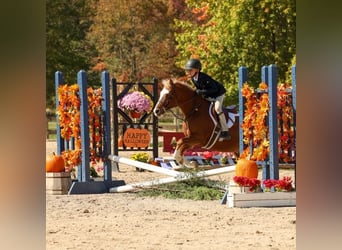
[241,82,295,162]
[57,84,104,169]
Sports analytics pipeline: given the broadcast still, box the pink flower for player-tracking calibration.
[117,91,153,113]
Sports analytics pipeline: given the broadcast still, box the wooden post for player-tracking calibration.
[102,71,112,181]
[261,65,268,84]
[78,70,90,182]
[261,66,270,180]
[111,78,119,170]
[238,66,247,156]
[152,77,159,159]
[55,71,64,155]
[268,65,279,180]
[291,65,296,186]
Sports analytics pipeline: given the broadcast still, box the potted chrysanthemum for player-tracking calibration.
[117,91,153,118]
[130,152,150,172]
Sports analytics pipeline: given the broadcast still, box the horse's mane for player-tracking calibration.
[161,78,195,92]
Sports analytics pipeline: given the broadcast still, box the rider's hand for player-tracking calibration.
[196,89,205,95]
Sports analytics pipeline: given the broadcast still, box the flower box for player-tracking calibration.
[227,191,296,208]
[228,180,251,194]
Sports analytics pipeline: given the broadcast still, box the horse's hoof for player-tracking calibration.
[182,160,198,170]
[188,160,199,169]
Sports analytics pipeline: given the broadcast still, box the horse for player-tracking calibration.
[153,79,239,164]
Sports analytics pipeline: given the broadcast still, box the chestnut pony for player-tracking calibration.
[153,79,239,164]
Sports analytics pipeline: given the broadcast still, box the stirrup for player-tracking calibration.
[219,131,231,140]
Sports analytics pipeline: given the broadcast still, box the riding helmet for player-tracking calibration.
[184,59,202,70]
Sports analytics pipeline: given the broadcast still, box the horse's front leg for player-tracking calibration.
[173,136,202,164]
[173,142,189,164]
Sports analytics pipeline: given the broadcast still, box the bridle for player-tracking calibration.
[162,87,201,122]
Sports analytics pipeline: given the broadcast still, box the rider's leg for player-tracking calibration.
[215,96,231,140]
[218,112,230,139]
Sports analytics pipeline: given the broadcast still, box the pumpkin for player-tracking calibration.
[235,158,258,178]
[118,135,124,147]
[149,160,160,166]
[46,153,65,172]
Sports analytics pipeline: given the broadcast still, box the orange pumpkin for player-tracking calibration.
[235,159,258,178]
[118,135,124,147]
[46,153,65,172]
[149,160,160,166]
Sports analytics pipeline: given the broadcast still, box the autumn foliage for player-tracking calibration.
[57,84,104,171]
[240,82,295,163]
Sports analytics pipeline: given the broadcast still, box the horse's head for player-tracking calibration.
[153,79,177,117]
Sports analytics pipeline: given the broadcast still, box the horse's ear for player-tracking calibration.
[161,79,172,90]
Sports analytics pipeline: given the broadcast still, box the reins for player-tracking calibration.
[167,91,200,122]
[167,108,185,121]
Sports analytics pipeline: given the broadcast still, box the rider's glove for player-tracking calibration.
[196,89,205,95]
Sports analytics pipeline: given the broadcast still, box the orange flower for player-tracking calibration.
[259,82,268,90]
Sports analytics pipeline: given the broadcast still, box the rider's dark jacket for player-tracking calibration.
[191,72,226,98]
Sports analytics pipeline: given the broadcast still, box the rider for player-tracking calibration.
[184,58,231,140]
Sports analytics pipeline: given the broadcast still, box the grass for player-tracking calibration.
[137,180,225,201]
[47,121,57,140]
[48,134,57,140]
[48,121,56,130]
[137,173,226,201]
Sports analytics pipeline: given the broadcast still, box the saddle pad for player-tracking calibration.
[227,112,237,129]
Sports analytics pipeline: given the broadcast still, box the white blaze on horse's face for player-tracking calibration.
[153,87,169,117]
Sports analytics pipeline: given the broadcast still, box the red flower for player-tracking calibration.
[275,176,293,192]
[262,176,294,192]
[202,151,213,160]
[262,179,278,189]
[233,176,261,192]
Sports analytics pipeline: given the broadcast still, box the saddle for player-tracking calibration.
[203,103,238,149]
[210,104,237,129]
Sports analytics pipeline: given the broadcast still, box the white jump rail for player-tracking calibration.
[108,154,236,193]
[108,155,180,177]
[110,176,178,193]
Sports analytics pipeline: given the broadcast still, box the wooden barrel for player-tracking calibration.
[46,172,71,195]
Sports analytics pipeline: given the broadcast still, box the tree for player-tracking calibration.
[174,0,296,105]
[46,0,97,108]
[86,0,187,82]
